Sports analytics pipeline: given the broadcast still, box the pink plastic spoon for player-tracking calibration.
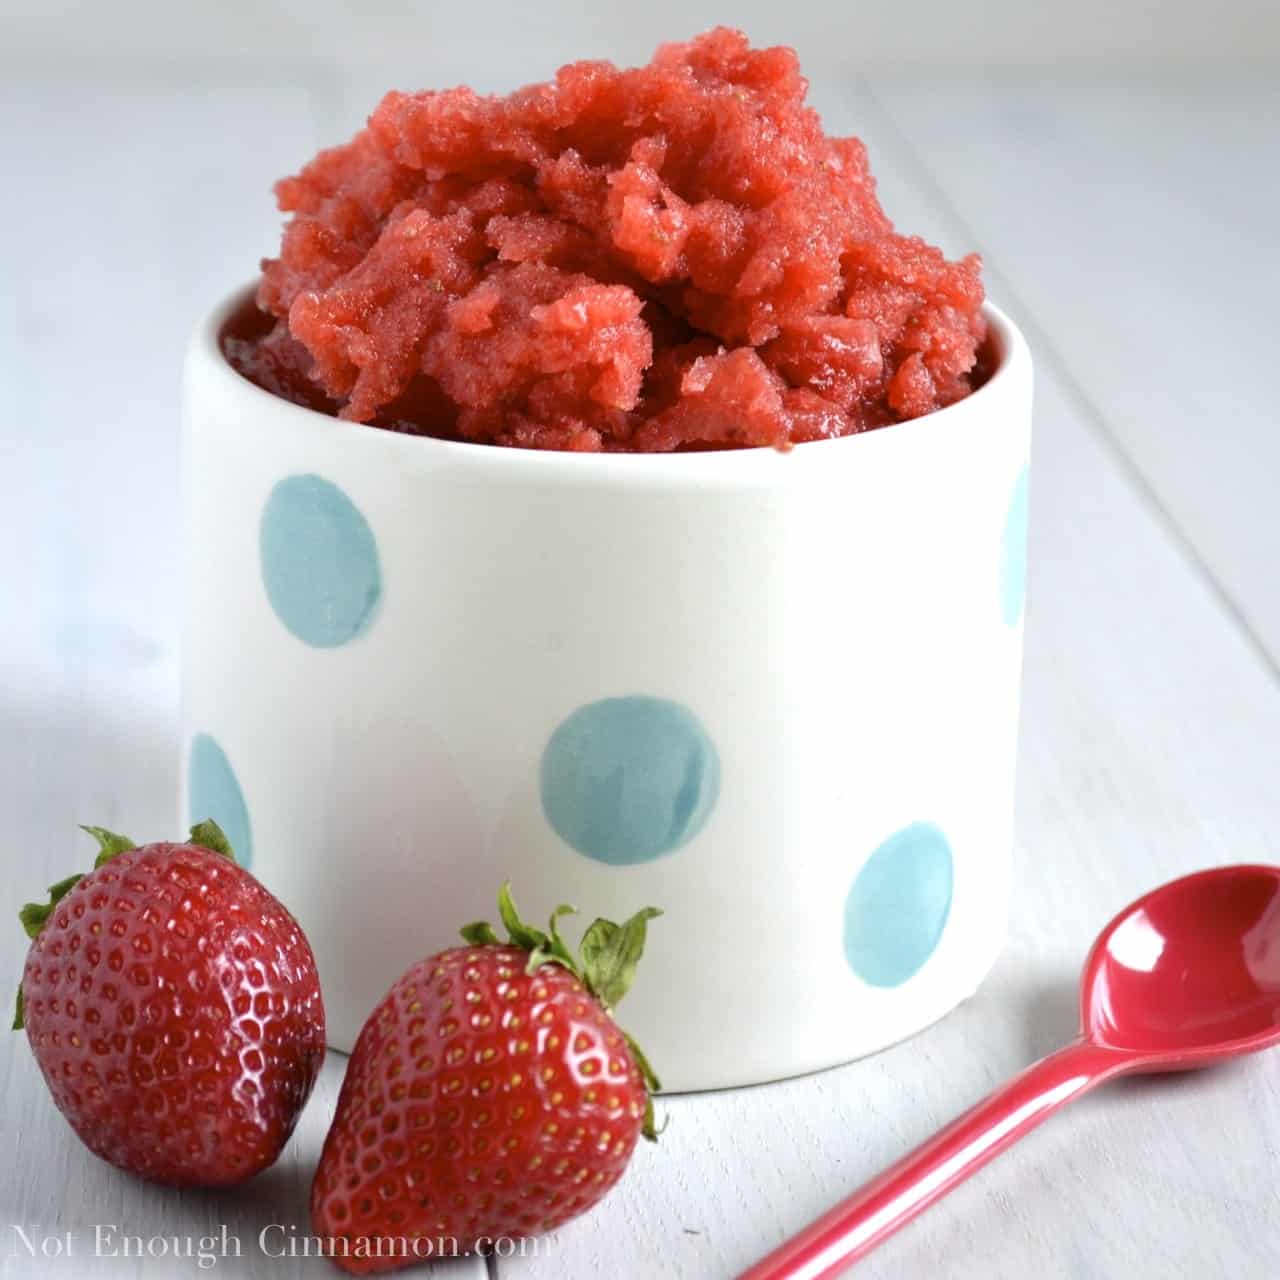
[741,864,1280,1280]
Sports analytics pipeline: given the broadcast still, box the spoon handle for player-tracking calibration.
[739,1038,1127,1280]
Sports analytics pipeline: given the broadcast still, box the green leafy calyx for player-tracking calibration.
[14,820,235,1030]
[460,883,665,1140]
[79,825,137,867]
[187,819,235,859]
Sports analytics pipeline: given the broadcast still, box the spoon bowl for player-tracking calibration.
[743,863,1280,1280]
[1084,864,1280,1061]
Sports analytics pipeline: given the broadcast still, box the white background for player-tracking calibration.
[4,0,1280,65]
[2,1,1280,1277]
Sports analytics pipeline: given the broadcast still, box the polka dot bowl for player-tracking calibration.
[183,286,1032,1091]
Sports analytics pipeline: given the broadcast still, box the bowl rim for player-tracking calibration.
[190,282,1030,480]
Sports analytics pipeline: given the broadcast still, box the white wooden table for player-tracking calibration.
[3,51,1279,1279]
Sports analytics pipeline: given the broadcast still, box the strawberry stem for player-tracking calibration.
[188,820,235,860]
[458,921,500,946]
[79,825,136,867]
[579,908,662,1012]
[460,882,665,1136]
[13,821,236,1030]
[18,873,88,940]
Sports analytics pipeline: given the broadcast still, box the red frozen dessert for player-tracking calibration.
[225,28,988,451]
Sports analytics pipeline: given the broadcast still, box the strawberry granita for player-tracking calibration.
[224,28,988,452]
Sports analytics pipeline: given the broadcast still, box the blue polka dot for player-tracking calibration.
[844,822,953,987]
[540,696,719,865]
[260,474,381,647]
[1000,464,1030,627]
[188,733,253,868]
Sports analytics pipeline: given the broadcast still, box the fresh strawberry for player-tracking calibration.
[311,886,662,1273]
[15,821,325,1186]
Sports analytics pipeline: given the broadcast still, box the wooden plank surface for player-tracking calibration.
[1,57,1278,1279]
[0,66,484,1280]
[868,71,1280,673]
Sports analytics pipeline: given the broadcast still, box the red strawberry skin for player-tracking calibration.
[20,841,325,1186]
[311,944,647,1273]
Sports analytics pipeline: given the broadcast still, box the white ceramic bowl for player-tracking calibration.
[183,286,1032,1091]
